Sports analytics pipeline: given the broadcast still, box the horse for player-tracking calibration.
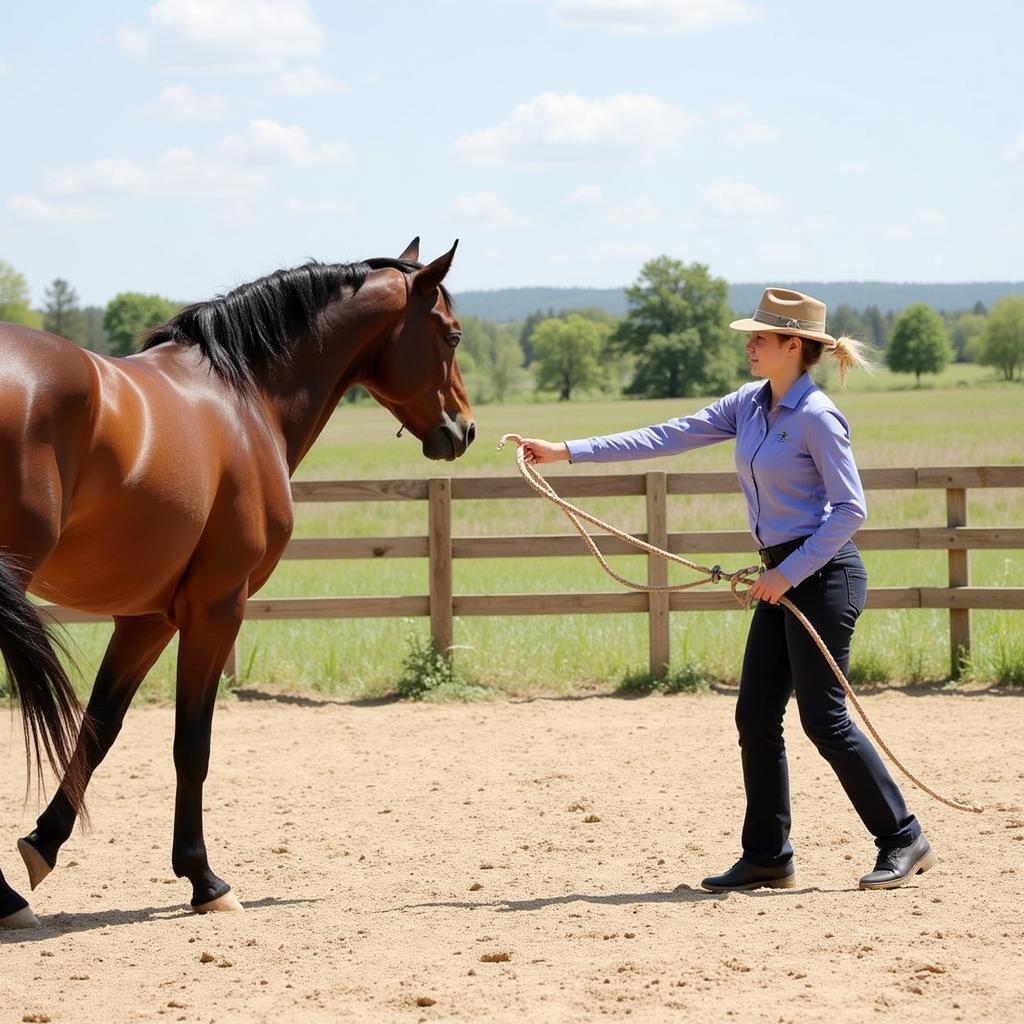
[0,238,474,927]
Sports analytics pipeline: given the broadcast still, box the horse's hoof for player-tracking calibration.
[193,890,243,914]
[0,904,41,929]
[17,838,52,891]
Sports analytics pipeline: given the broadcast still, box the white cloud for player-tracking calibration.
[8,194,103,224]
[454,92,695,163]
[447,191,520,228]
[565,185,605,205]
[154,147,267,199]
[551,0,760,34]
[43,150,266,202]
[266,66,348,97]
[804,213,839,230]
[118,0,323,72]
[46,158,148,196]
[284,197,354,216]
[0,59,10,76]
[699,180,781,217]
[217,119,350,164]
[1002,133,1024,161]
[605,197,660,224]
[721,121,778,144]
[150,84,231,121]
[711,102,778,144]
[564,240,657,265]
[884,208,947,241]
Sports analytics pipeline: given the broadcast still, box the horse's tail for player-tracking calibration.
[0,553,87,812]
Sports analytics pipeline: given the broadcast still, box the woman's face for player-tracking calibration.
[745,331,800,378]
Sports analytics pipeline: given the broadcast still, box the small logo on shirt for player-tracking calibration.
[776,431,788,441]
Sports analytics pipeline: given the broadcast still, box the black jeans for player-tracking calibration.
[736,542,920,867]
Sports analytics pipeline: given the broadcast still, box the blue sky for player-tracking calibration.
[2,1,1022,307]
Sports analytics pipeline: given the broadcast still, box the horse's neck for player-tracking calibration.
[262,272,406,475]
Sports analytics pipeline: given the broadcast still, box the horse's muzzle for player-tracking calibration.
[423,413,475,461]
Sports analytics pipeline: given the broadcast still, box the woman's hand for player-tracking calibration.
[747,567,792,605]
[517,437,570,465]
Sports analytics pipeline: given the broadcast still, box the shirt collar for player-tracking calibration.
[757,372,816,411]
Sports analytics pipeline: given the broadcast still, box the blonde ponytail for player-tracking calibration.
[799,334,877,388]
[829,335,878,388]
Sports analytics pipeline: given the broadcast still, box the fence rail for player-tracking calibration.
[45,465,1024,680]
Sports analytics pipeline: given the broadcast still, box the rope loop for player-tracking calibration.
[498,433,983,815]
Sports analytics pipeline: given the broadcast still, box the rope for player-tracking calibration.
[497,433,983,815]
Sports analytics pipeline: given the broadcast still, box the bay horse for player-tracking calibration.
[0,238,474,927]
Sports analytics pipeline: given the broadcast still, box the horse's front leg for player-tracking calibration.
[18,615,176,890]
[0,868,38,928]
[171,593,245,913]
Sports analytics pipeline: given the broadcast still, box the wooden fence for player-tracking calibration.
[48,465,1024,680]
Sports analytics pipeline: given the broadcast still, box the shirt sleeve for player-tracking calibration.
[565,389,742,463]
[777,409,868,586]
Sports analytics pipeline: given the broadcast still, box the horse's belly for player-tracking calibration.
[31,516,201,616]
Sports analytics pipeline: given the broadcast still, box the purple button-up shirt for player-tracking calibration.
[564,373,867,586]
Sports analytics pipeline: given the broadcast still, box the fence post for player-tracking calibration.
[947,486,970,678]
[429,477,454,657]
[646,472,669,679]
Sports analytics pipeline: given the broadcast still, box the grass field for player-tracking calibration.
[49,368,1024,700]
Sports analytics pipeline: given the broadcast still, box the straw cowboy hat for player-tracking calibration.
[729,288,837,346]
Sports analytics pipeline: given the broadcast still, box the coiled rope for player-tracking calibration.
[498,433,983,815]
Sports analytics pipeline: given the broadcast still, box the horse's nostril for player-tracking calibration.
[466,422,476,445]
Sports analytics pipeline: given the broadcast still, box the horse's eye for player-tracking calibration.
[445,331,462,349]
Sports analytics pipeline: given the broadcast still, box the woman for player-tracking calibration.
[517,288,935,892]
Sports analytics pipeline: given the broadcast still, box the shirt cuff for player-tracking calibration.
[776,550,813,588]
[564,438,595,463]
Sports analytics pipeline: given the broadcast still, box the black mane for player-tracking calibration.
[142,257,434,392]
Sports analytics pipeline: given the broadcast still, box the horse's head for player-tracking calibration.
[363,239,475,461]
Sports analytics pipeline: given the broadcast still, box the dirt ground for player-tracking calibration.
[2,687,1022,1024]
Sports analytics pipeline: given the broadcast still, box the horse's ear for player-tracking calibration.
[413,240,458,297]
[398,237,420,262]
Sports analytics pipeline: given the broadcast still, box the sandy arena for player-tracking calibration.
[2,687,1022,1023]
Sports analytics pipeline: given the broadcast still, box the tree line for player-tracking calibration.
[3,256,1023,399]
[458,259,1024,401]
[1,260,178,356]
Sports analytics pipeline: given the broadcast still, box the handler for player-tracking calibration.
[517,288,935,892]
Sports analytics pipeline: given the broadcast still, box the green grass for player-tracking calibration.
[42,368,1024,699]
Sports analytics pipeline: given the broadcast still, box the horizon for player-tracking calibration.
[3,2,1023,307]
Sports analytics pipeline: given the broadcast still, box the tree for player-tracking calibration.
[614,257,736,398]
[532,314,610,400]
[458,315,525,403]
[81,306,108,353]
[973,296,1024,381]
[857,305,887,349]
[103,292,179,357]
[949,312,986,363]
[829,304,869,341]
[519,308,548,366]
[885,303,953,385]
[0,259,42,327]
[43,278,86,342]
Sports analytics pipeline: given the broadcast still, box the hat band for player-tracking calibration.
[753,308,826,333]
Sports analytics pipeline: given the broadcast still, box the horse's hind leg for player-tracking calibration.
[171,593,245,913]
[0,868,39,928]
[19,615,175,889]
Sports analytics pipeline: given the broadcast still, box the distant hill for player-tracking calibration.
[452,281,1024,323]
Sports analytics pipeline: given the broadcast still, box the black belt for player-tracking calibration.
[758,535,810,570]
